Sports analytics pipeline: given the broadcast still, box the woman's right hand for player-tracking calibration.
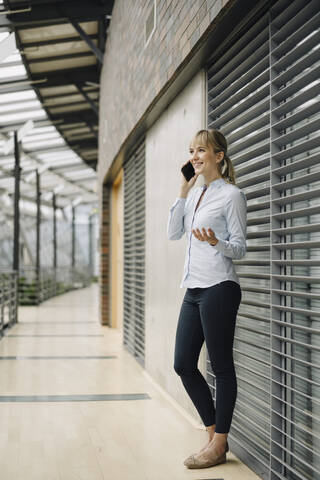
[180,160,199,197]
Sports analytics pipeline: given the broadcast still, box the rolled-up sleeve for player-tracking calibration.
[167,197,186,240]
[211,190,247,259]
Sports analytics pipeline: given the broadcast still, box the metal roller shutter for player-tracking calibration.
[206,1,320,479]
[123,140,146,367]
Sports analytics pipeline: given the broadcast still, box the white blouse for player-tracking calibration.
[167,177,247,288]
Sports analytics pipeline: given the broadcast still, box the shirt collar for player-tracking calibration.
[202,178,226,190]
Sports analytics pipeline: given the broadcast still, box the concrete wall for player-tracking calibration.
[145,69,207,424]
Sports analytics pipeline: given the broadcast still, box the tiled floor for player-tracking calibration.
[0,283,261,480]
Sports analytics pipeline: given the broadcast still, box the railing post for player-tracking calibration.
[13,131,21,319]
[89,213,93,281]
[53,192,57,296]
[36,169,41,304]
[72,205,76,284]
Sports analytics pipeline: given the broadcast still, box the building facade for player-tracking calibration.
[98,1,320,478]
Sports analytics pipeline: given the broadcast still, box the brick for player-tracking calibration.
[210,0,222,21]
[186,15,198,40]
[190,27,200,49]
[207,0,218,9]
[198,0,207,21]
[199,11,210,36]
[181,39,191,59]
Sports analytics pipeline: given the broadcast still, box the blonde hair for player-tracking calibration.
[191,129,236,185]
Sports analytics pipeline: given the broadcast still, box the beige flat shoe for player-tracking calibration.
[183,440,229,467]
[184,451,226,469]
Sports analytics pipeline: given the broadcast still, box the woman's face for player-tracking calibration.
[189,141,223,176]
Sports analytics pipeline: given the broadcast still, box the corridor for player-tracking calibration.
[0,284,261,480]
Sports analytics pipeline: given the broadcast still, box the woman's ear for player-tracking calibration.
[216,151,224,164]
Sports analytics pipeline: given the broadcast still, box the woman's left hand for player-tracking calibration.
[192,227,218,245]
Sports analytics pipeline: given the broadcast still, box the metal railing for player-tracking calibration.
[0,269,18,337]
[18,266,92,305]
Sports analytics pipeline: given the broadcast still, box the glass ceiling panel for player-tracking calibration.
[0,99,41,111]
[2,53,21,63]
[0,109,46,124]
[19,159,34,168]
[0,89,36,103]
[0,156,14,167]
[0,178,14,190]
[0,65,27,79]
[36,149,76,159]
[0,22,96,215]
[24,132,60,142]
[23,138,65,150]
[64,169,95,178]
[0,32,8,42]
[30,126,56,134]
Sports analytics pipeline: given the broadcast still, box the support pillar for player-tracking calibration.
[53,192,57,295]
[71,206,76,285]
[13,131,20,321]
[36,170,41,304]
[13,131,20,273]
[89,213,93,279]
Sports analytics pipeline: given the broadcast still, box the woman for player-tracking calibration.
[167,129,247,469]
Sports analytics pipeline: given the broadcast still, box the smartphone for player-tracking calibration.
[181,160,195,181]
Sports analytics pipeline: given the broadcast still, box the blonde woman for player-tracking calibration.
[167,129,247,469]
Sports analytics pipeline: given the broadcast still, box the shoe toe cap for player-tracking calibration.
[183,454,195,467]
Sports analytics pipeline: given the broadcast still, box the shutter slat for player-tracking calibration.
[206,2,320,479]
[123,140,145,367]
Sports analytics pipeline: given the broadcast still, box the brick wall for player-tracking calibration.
[98,0,230,179]
[99,183,111,325]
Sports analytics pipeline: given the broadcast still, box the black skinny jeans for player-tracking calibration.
[173,280,241,433]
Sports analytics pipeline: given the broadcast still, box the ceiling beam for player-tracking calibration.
[49,163,92,173]
[6,1,113,28]
[22,139,97,154]
[0,118,61,135]
[21,33,98,48]
[0,118,82,132]
[46,100,91,111]
[69,19,103,64]
[75,83,98,116]
[28,51,95,66]
[4,2,107,173]
[42,86,99,98]
[23,68,99,170]
[70,139,97,147]
[0,77,47,94]
[49,110,98,125]
[84,121,98,140]
[30,66,99,87]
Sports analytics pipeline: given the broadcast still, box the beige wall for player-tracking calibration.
[110,169,124,331]
[145,69,207,425]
